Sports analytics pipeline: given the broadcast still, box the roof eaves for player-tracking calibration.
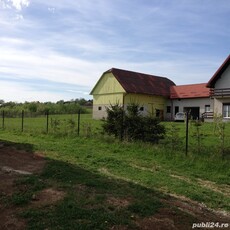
[207,55,230,88]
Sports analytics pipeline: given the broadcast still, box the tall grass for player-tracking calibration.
[0,124,229,211]
[1,113,102,135]
[0,114,229,211]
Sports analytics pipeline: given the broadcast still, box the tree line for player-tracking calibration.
[0,99,92,117]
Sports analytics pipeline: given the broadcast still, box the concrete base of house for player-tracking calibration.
[204,118,214,122]
[203,118,230,122]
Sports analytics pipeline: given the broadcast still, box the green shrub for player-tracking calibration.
[102,103,124,140]
[102,103,165,143]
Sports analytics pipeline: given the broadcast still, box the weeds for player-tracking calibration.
[163,122,182,152]
[50,118,61,133]
[213,114,227,158]
[82,122,92,138]
[0,129,230,229]
[191,120,205,154]
[66,118,76,135]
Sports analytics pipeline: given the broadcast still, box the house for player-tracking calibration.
[206,55,230,120]
[169,83,212,120]
[90,68,175,119]
[90,55,230,121]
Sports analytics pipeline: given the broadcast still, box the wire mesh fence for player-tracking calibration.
[0,110,102,136]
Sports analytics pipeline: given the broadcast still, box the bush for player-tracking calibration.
[102,103,165,143]
[102,104,124,140]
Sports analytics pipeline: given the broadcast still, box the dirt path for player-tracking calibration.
[0,143,46,230]
[0,143,229,230]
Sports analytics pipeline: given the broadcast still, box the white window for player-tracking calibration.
[205,105,210,112]
[223,104,230,118]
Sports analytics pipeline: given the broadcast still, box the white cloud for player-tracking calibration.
[0,80,76,102]
[0,43,106,87]
[9,0,29,11]
[0,34,221,93]
[48,7,55,14]
[14,13,23,20]
[0,0,30,25]
[0,0,229,103]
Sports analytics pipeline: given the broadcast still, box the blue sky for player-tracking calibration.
[0,0,229,102]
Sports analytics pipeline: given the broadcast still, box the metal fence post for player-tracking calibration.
[185,111,189,156]
[21,110,24,132]
[46,110,49,133]
[2,110,4,129]
[77,109,80,136]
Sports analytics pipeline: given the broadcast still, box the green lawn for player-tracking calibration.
[0,123,229,208]
[0,117,229,229]
[1,113,102,134]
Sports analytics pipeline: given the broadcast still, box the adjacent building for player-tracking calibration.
[169,83,212,120]
[207,55,230,120]
[90,68,175,119]
[90,55,230,121]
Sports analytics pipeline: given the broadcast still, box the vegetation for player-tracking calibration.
[0,107,229,228]
[0,99,92,117]
[102,103,165,143]
[21,160,164,229]
[0,122,229,206]
[0,113,101,135]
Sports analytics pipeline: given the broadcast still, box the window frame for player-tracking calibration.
[205,105,210,112]
[223,103,230,118]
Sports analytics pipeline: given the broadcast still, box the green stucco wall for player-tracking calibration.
[91,72,167,119]
[91,72,125,96]
[91,72,125,118]
[124,93,166,116]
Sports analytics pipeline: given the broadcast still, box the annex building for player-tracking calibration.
[90,55,230,121]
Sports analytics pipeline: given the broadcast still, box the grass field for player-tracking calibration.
[1,113,102,134]
[0,115,229,229]
[2,113,230,144]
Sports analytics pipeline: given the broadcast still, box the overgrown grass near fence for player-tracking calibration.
[0,114,230,215]
[163,121,230,157]
[0,128,229,213]
[1,110,230,156]
[1,111,230,229]
[1,112,102,135]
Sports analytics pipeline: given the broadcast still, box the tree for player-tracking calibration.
[28,103,38,113]
[0,100,5,105]
[102,103,165,143]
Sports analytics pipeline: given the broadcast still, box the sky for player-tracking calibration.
[0,0,230,103]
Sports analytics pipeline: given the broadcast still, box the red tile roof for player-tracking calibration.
[107,68,175,97]
[207,55,230,88]
[170,83,210,99]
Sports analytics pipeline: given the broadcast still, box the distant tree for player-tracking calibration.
[0,100,5,105]
[0,98,90,115]
[56,100,64,104]
[28,103,38,113]
[78,98,87,105]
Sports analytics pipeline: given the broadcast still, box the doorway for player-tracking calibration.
[184,107,200,120]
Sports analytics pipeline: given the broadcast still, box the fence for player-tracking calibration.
[0,110,100,136]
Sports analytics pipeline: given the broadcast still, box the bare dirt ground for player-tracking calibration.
[0,143,46,230]
[0,143,229,230]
